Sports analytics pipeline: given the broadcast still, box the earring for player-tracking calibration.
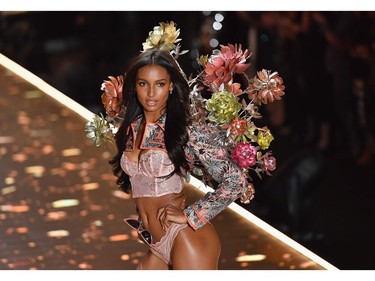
[169,88,173,95]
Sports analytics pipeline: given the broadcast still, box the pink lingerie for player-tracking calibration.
[120,149,184,197]
[121,149,186,265]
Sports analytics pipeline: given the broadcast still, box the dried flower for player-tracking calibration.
[248,69,285,104]
[101,75,124,118]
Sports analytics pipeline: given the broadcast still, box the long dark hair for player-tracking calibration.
[109,49,191,193]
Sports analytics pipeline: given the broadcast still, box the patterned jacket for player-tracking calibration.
[126,114,248,231]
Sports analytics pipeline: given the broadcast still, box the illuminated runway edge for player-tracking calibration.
[0,57,336,270]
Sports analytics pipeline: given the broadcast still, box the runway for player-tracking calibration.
[0,54,337,270]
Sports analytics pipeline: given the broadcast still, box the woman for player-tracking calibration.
[106,48,251,269]
[86,21,283,270]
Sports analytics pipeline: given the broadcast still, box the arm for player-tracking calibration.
[183,124,248,230]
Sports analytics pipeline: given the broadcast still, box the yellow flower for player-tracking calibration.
[142,21,181,52]
[197,55,209,67]
[206,91,242,125]
[257,128,274,150]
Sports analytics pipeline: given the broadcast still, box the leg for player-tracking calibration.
[171,223,221,270]
[137,250,169,270]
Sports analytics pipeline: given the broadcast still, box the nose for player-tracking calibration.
[147,86,156,97]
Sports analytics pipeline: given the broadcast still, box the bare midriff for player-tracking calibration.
[135,190,186,243]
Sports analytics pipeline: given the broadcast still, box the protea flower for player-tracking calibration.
[101,75,124,118]
[203,44,251,92]
[248,69,285,104]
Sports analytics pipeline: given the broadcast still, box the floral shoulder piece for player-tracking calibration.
[187,43,285,204]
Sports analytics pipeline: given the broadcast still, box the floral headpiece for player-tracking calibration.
[142,21,188,58]
[85,21,285,204]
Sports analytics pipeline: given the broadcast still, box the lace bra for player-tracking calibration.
[120,149,184,198]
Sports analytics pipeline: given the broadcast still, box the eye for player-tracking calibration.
[157,82,166,87]
[138,81,146,87]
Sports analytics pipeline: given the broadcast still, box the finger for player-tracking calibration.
[158,206,168,230]
[157,207,164,221]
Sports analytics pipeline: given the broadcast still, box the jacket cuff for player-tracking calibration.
[183,204,207,231]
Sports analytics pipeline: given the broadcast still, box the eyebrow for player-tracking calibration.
[136,78,168,82]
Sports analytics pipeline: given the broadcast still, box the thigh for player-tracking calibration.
[171,223,221,270]
[137,250,169,270]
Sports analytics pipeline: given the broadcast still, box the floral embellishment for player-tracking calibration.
[101,75,124,119]
[231,142,257,169]
[228,118,256,143]
[190,42,285,204]
[85,113,114,146]
[240,183,255,204]
[229,117,248,137]
[201,44,251,92]
[262,152,276,175]
[248,69,285,104]
[206,90,242,125]
[142,21,181,52]
[257,128,274,150]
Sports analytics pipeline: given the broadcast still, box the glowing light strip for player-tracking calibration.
[0,53,95,121]
[189,176,338,270]
[0,52,338,270]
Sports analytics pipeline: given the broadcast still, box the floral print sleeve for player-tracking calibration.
[183,124,248,230]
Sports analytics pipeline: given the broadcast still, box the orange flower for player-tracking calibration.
[248,70,285,104]
[101,75,124,118]
[229,117,248,136]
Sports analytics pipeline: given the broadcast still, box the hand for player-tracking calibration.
[157,204,187,231]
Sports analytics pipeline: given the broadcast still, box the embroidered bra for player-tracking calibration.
[120,114,185,198]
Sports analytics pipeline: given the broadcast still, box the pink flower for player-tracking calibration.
[262,152,276,173]
[225,81,243,95]
[101,75,124,118]
[203,44,251,92]
[231,142,257,169]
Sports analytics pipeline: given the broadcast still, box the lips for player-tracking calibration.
[146,100,158,106]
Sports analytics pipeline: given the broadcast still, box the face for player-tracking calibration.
[135,64,173,121]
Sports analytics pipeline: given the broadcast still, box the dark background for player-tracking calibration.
[1,11,375,269]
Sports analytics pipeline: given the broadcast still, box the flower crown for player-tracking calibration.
[85,21,285,204]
